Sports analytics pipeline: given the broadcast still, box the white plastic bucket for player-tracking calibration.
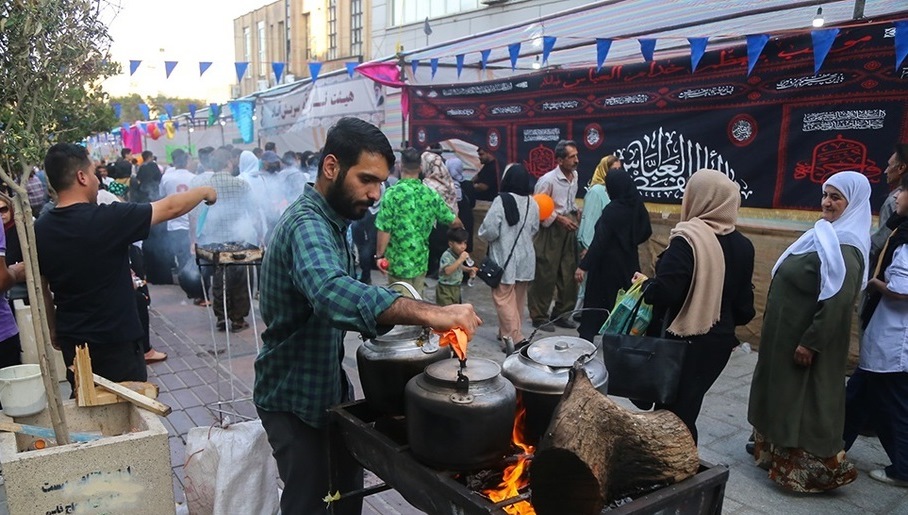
[0,364,47,417]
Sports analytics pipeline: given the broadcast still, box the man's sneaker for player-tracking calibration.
[870,469,908,487]
[532,319,555,332]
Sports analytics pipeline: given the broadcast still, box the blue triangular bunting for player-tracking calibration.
[235,62,249,82]
[688,37,709,73]
[112,103,122,119]
[639,39,657,62]
[596,39,612,72]
[746,34,770,76]
[164,61,178,78]
[199,62,212,76]
[188,104,197,119]
[164,103,174,119]
[272,62,286,84]
[508,43,521,71]
[456,54,464,77]
[308,62,322,83]
[430,58,439,79]
[480,50,491,70]
[129,60,142,76]
[811,28,839,75]
[411,59,419,75]
[346,62,358,77]
[138,103,150,120]
[542,36,557,65]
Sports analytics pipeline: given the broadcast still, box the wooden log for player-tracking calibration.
[530,363,699,515]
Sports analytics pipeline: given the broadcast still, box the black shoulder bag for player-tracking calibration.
[596,285,689,405]
[477,197,530,288]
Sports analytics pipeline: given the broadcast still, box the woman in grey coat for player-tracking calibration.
[479,164,540,343]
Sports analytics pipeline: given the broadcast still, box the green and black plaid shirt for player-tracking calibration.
[254,187,400,428]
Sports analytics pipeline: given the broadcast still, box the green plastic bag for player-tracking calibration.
[600,279,652,336]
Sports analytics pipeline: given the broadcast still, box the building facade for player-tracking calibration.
[233,0,372,97]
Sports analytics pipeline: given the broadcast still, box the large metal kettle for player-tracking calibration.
[356,282,452,415]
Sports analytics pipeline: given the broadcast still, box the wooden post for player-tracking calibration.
[5,182,70,445]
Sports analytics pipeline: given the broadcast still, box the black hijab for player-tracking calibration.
[860,212,908,328]
[579,169,651,270]
[498,164,532,226]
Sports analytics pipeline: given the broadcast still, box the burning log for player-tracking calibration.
[529,363,699,514]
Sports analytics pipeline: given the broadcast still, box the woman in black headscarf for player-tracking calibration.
[478,164,540,344]
[574,169,652,342]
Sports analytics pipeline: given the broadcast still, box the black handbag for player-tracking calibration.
[477,197,530,288]
[597,286,688,405]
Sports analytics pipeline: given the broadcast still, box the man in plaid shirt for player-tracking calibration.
[254,118,481,515]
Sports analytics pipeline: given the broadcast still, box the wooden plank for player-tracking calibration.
[74,344,99,407]
[93,374,171,416]
[84,382,160,406]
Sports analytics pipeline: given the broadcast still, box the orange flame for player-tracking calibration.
[483,398,536,514]
[435,327,468,361]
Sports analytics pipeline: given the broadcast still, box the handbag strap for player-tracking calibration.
[620,281,672,338]
[500,196,531,271]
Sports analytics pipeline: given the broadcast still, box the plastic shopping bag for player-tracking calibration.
[600,278,652,336]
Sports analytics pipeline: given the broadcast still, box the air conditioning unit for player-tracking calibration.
[480,0,509,5]
[256,79,269,91]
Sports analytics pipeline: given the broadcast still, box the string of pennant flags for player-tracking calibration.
[114,20,907,131]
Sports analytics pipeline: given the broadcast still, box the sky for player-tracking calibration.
[100,0,269,103]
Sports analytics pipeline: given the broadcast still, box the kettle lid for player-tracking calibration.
[424,358,501,385]
[526,337,596,368]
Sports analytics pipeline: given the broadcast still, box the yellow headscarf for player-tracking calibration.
[589,155,619,187]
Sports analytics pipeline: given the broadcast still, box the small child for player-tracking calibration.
[435,227,477,306]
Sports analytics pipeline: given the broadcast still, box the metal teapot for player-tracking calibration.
[355,282,451,415]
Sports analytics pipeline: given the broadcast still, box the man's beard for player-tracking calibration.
[326,169,373,220]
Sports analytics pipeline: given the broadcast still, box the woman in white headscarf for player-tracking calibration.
[748,171,871,493]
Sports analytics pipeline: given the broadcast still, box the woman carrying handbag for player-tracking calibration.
[478,164,540,344]
[635,169,755,443]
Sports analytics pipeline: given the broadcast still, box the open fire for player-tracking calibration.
[483,396,536,514]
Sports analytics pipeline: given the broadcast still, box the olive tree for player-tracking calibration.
[0,0,119,443]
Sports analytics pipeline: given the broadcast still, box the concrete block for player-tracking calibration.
[0,400,174,515]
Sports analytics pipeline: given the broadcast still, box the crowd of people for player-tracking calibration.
[4,120,906,512]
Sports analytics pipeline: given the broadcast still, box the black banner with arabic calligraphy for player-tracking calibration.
[408,24,908,210]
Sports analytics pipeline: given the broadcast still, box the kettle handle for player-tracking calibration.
[388,281,422,302]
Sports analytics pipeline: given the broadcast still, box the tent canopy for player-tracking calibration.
[400,0,907,72]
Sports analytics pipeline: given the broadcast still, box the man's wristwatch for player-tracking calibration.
[373,254,384,261]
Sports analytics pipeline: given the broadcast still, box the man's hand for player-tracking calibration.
[8,262,26,283]
[556,214,578,231]
[450,217,464,229]
[631,272,648,283]
[794,345,815,367]
[201,186,217,205]
[574,268,585,284]
[429,304,482,340]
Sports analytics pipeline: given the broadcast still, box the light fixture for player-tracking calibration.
[188,127,194,133]
[252,114,257,121]
[219,119,226,126]
[812,7,825,28]
[532,55,541,70]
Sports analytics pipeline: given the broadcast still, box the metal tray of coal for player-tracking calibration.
[195,242,264,265]
[329,401,729,515]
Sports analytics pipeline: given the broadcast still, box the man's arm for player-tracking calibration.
[376,230,390,258]
[150,186,217,226]
[377,298,481,340]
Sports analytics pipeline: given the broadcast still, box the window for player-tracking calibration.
[351,0,363,57]
[243,26,251,63]
[391,0,480,26]
[327,0,337,61]
[257,21,266,78]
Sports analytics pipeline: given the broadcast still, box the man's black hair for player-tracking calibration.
[554,140,578,159]
[210,148,232,172]
[282,151,298,166]
[400,147,422,170]
[141,150,154,162]
[171,149,189,168]
[895,143,908,166]
[447,227,469,244]
[264,141,276,151]
[44,143,91,192]
[198,147,214,169]
[120,148,131,158]
[317,117,394,177]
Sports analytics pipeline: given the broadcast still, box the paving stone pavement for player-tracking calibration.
[134,275,908,514]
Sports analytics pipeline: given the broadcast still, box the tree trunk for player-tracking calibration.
[530,363,698,514]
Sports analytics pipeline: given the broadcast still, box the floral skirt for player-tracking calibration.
[753,431,857,493]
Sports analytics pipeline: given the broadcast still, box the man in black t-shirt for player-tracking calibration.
[110,148,133,180]
[36,143,217,387]
[472,146,499,202]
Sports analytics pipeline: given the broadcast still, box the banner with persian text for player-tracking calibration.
[408,24,907,211]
